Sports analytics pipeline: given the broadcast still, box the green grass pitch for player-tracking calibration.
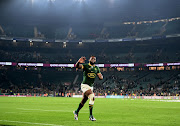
[0,97,180,126]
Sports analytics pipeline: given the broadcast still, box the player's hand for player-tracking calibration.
[78,56,86,63]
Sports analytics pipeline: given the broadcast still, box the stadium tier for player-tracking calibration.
[0,68,179,96]
[1,20,180,39]
[0,37,180,63]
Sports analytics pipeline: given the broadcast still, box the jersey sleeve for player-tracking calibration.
[96,67,101,74]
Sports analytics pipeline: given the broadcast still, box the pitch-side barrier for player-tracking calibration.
[72,95,180,99]
[0,95,179,99]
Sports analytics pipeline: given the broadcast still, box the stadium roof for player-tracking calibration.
[0,0,180,25]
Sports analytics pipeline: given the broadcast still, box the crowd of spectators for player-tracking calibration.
[94,71,180,96]
[0,67,179,96]
[0,37,180,96]
[0,37,180,64]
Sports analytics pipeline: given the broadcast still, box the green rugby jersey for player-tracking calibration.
[81,63,101,87]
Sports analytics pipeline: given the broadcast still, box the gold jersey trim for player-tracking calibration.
[88,63,95,67]
[81,65,84,69]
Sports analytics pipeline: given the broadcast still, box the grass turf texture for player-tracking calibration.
[0,97,179,126]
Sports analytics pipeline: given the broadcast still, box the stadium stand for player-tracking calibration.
[0,37,179,63]
[0,37,179,96]
[0,19,180,39]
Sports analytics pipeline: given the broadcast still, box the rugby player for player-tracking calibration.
[73,56,103,121]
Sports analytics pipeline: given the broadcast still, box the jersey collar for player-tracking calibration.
[88,63,95,67]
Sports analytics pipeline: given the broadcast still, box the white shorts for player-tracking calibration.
[81,84,93,93]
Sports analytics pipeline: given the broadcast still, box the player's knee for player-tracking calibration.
[89,93,94,100]
[89,93,95,105]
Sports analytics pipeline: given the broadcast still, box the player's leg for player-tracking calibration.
[75,93,88,114]
[88,92,96,121]
[73,94,88,120]
[73,89,92,120]
[76,89,92,113]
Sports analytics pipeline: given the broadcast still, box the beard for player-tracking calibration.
[90,61,95,65]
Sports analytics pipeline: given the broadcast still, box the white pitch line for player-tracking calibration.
[0,120,63,126]
[5,112,16,114]
[5,111,31,114]
[17,108,89,113]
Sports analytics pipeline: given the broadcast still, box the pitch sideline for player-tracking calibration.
[0,120,63,126]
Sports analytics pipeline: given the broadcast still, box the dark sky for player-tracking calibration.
[0,0,180,25]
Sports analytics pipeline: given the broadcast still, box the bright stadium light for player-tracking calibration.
[63,42,67,48]
[74,0,85,2]
[48,0,55,2]
[30,0,34,5]
[79,42,82,45]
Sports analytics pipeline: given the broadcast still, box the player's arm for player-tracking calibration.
[75,56,86,69]
[97,73,103,80]
[97,67,103,80]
